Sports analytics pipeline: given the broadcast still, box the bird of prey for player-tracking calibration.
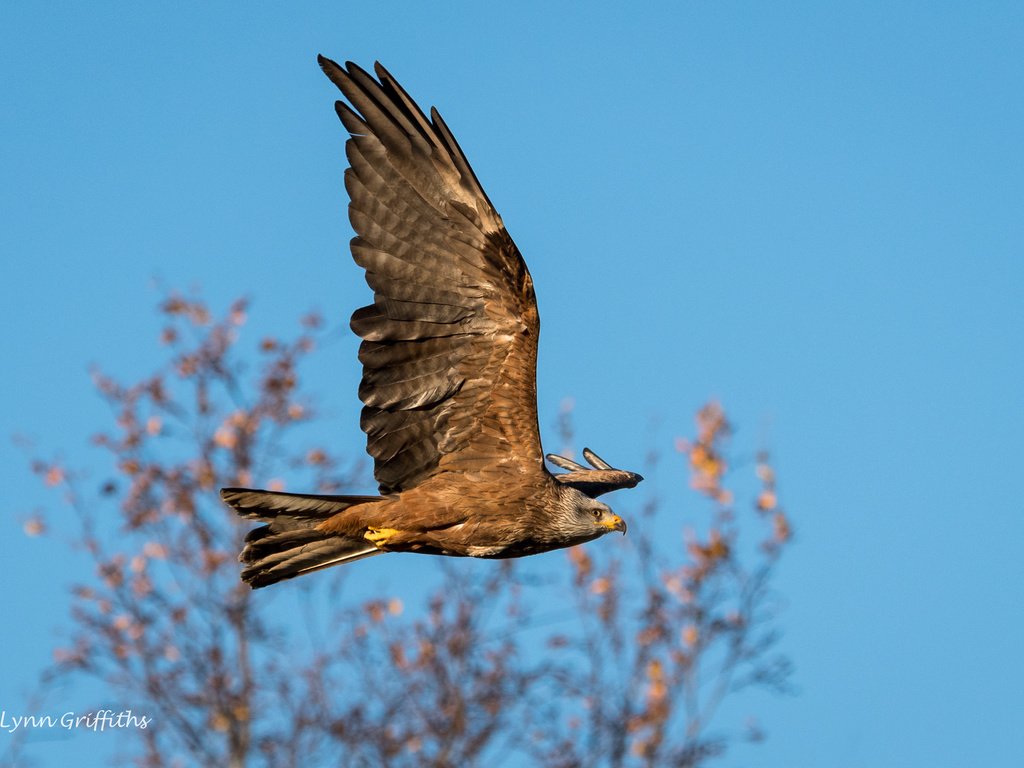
[221,56,642,588]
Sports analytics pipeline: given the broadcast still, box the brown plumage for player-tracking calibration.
[220,57,642,588]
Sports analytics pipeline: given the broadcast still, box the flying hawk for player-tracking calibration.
[221,57,642,588]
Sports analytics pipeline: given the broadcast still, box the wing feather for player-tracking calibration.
[319,56,544,493]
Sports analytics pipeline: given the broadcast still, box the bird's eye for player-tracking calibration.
[591,508,602,520]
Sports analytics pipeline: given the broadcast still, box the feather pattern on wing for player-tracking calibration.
[318,57,544,494]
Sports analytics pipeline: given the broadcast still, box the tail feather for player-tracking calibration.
[220,488,384,588]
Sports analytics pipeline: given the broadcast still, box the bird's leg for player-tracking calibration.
[364,527,401,547]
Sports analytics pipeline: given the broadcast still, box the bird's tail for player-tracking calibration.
[220,487,384,588]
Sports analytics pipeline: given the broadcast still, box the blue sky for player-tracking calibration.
[3,2,1023,766]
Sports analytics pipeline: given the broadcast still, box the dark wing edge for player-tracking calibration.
[318,56,544,494]
[547,447,644,497]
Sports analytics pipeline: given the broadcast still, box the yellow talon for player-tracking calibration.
[364,527,400,546]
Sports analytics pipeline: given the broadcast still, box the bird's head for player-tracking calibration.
[556,486,627,544]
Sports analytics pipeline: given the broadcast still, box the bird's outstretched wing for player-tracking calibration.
[319,57,544,494]
[547,448,644,497]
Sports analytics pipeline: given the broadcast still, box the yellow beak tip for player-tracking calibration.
[602,515,627,535]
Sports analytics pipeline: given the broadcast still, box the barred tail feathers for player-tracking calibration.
[220,488,383,588]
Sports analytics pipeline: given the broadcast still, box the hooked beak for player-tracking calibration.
[601,514,627,535]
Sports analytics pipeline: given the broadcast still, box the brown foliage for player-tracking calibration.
[18,294,793,768]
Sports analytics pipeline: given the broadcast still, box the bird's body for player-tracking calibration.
[322,473,602,558]
[221,56,641,588]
